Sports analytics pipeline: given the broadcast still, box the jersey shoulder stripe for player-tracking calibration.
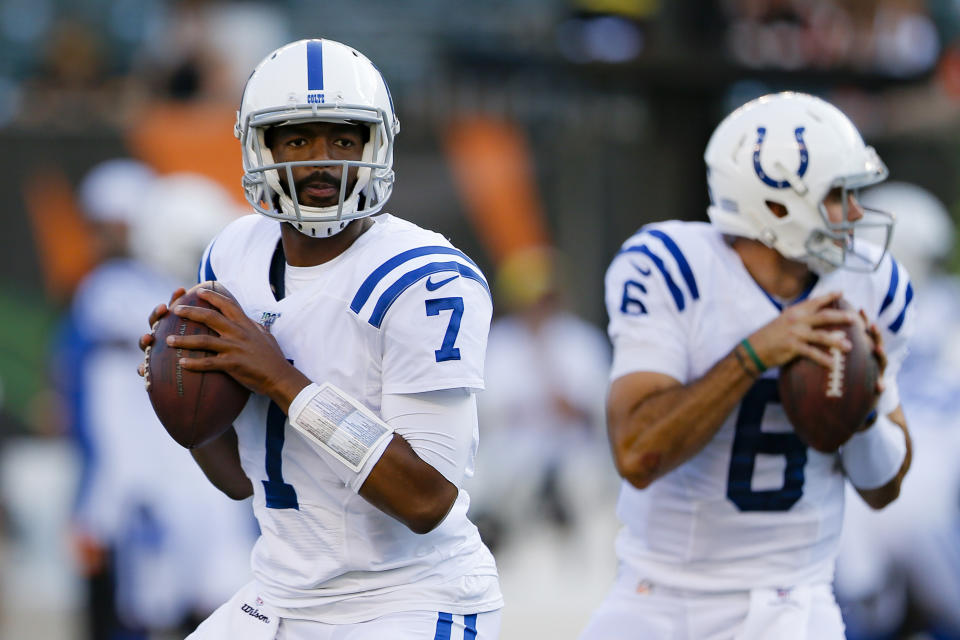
[645,228,700,300]
[879,257,900,316]
[349,245,480,313]
[876,254,914,334]
[888,281,913,334]
[615,224,701,313]
[366,260,489,328]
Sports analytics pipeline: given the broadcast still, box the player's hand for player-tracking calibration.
[162,287,308,405]
[137,287,186,382]
[861,309,886,397]
[746,291,855,370]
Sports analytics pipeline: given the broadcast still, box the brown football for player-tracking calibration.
[145,281,250,448]
[777,298,880,453]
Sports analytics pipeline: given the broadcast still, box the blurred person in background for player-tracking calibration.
[468,246,611,550]
[138,39,502,639]
[54,160,253,640]
[582,92,914,640]
[835,182,960,640]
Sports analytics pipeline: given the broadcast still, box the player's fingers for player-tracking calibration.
[138,332,155,352]
[803,291,843,310]
[147,304,169,327]
[172,304,234,334]
[873,344,887,375]
[802,328,851,352]
[166,333,225,352]
[807,309,856,327]
[167,287,186,306]
[796,342,835,369]
[195,288,248,324]
[177,356,221,372]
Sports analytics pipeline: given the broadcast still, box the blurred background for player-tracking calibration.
[1,0,960,639]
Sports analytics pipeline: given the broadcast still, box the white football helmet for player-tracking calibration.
[705,92,892,273]
[235,39,399,237]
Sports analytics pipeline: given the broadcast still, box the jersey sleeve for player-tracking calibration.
[874,255,916,415]
[605,227,697,383]
[378,266,493,395]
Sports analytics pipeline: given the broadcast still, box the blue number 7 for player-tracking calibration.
[425,297,464,362]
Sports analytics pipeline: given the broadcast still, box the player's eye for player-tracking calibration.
[287,137,308,148]
[333,137,357,149]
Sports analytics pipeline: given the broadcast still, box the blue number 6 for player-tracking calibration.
[726,378,807,512]
[425,297,464,362]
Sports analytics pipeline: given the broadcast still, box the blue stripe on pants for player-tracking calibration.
[434,612,453,640]
[464,613,478,639]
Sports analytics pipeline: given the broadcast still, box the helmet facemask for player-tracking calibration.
[804,159,893,274]
[239,103,395,237]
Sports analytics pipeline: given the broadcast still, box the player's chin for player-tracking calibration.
[298,194,339,209]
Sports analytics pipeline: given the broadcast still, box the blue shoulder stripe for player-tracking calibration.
[888,281,913,334]
[879,257,899,316]
[350,246,480,313]
[199,240,217,283]
[646,229,700,301]
[616,244,685,311]
[368,261,490,328]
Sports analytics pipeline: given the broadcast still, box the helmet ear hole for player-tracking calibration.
[765,200,788,219]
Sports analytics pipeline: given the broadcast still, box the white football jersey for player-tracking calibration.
[604,220,915,591]
[199,214,501,622]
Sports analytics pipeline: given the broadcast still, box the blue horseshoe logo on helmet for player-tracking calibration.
[753,126,808,189]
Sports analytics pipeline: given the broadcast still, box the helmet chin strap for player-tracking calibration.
[277,190,360,237]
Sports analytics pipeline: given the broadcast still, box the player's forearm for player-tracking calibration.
[611,351,756,489]
[359,434,458,534]
[190,427,253,500]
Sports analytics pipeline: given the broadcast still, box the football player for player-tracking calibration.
[580,92,914,640]
[137,39,502,639]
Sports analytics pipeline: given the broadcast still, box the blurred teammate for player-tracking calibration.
[835,182,960,640]
[59,162,253,639]
[138,39,502,639]
[469,247,611,546]
[581,92,914,640]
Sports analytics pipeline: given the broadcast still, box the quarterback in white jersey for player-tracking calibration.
[138,39,502,639]
[581,93,914,640]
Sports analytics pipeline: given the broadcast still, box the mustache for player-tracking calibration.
[294,171,342,193]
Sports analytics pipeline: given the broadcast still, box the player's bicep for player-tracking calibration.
[380,276,492,395]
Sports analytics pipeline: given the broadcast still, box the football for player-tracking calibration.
[145,281,250,448]
[777,298,880,453]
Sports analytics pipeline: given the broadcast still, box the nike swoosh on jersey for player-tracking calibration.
[425,274,459,291]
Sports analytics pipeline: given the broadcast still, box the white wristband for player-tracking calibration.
[288,382,394,487]
[840,414,906,490]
